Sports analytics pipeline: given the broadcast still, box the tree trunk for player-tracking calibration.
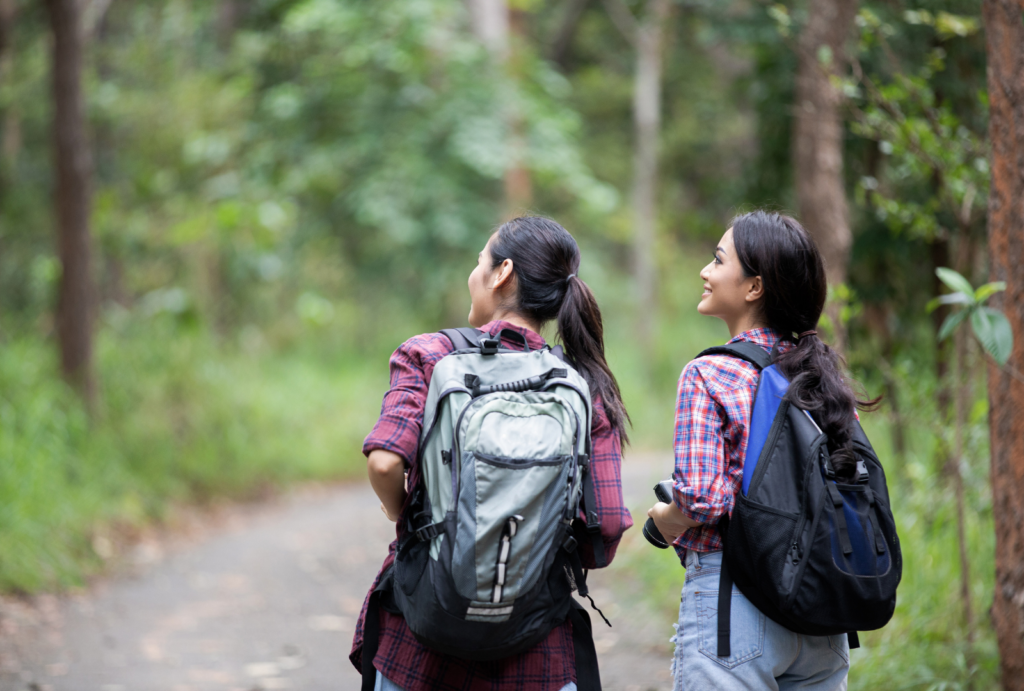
[0,0,17,174]
[549,0,590,69]
[793,0,859,352]
[466,0,531,211]
[216,0,243,51]
[982,1,1024,688]
[631,0,670,350]
[46,0,96,407]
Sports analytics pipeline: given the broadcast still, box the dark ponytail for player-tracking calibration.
[731,211,879,478]
[489,216,630,443]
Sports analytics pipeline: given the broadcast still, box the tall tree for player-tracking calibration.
[604,0,672,350]
[0,0,17,176]
[466,0,531,210]
[46,0,96,406]
[982,0,1024,687]
[793,0,859,351]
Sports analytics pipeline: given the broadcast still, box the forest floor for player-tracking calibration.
[0,452,679,691]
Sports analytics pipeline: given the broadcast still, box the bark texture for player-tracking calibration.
[47,0,96,405]
[793,0,859,349]
[466,0,531,210]
[983,1,1024,687]
[631,0,670,348]
[0,0,17,170]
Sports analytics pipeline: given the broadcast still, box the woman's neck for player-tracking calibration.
[488,309,542,335]
[725,313,767,340]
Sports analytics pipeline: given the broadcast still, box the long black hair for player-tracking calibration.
[489,216,630,443]
[731,210,878,477]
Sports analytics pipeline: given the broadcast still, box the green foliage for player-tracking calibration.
[0,325,384,592]
[929,267,1012,364]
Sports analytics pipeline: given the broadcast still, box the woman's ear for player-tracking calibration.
[746,275,764,303]
[491,258,515,291]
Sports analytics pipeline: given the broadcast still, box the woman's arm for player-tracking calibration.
[368,449,407,521]
[652,361,732,546]
[647,501,702,542]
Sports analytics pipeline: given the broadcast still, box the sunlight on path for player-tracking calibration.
[2,452,678,691]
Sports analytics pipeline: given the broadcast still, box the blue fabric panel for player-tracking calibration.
[742,365,789,495]
[826,485,891,576]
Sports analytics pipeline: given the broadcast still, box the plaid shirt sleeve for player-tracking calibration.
[576,395,632,568]
[361,332,451,465]
[672,362,733,527]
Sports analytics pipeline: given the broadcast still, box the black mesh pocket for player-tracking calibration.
[726,496,798,604]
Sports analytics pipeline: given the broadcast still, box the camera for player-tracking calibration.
[642,480,676,549]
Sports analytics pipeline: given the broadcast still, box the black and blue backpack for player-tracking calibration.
[697,342,902,656]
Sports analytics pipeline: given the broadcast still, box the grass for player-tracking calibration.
[0,320,388,592]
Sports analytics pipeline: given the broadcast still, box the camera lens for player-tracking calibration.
[643,517,670,549]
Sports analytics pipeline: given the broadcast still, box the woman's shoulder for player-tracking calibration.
[389,331,456,371]
[680,353,760,395]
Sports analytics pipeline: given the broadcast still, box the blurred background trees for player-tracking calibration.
[0,0,1018,687]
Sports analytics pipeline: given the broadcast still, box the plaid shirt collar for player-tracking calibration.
[727,326,785,353]
[478,320,548,351]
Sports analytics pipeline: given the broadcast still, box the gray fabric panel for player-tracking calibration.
[476,412,564,459]
[451,451,479,599]
[471,460,561,602]
[518,462,574,592]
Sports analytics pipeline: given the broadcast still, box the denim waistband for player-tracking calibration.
[684,550,723,581]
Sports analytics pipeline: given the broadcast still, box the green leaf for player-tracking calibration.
[938,308,970,341]
[935,267,975,298]
[926,293,972,313]
[971,307,1014,365]
[973,281,1006,304]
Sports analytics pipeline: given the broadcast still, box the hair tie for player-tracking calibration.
[565,273,577,284]
[798,330,817,340]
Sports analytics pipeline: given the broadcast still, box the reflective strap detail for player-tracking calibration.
[467,605,514,617]
[491,516,522,604]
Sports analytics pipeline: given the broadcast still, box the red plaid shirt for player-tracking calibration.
[351,321,631,691]
[671,327,784,558]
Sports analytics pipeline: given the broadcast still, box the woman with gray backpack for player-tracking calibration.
[352,216,633,691]
[647,211,901,689]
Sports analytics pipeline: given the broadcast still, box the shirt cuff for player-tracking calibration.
[673,483,728,526]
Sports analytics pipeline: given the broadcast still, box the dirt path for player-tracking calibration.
[1,452,681,691]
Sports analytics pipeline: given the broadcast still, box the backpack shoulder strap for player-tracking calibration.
[696,341,772,371]
[440,327,484,351]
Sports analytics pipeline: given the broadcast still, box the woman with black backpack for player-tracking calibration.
[353,216,632,691]
[647,210,885,689]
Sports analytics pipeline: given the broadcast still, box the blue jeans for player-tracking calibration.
[375,670,577,691]
[671,551,849,690]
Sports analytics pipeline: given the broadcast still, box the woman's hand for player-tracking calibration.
[368,449,408,522]
[647,501,701,543]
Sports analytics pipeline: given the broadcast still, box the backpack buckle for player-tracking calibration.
[415,522,443,542]
[480,338,500,355]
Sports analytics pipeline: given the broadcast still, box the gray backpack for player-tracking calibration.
[361,328,606,689]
